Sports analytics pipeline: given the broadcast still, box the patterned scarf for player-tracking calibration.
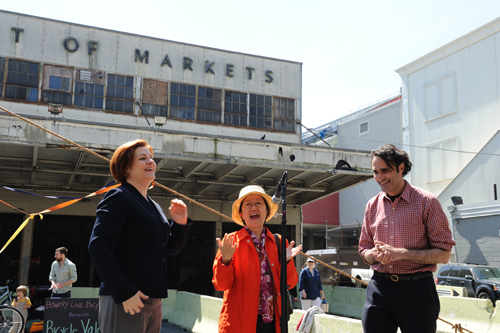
[245,227,274,323]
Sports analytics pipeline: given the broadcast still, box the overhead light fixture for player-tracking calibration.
[451,196,463,205]
[48,103,63,115]
[154,116,167,126]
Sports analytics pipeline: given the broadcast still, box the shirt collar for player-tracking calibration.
[383,180,412,203]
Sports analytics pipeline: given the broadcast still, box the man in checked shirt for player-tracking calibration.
[49,247,77,298]
[359,144,455,333]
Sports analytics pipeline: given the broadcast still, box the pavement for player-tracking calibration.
[161,321,190,333]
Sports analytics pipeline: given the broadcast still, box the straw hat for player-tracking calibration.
[232,185,278,226]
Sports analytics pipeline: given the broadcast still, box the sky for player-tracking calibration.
[2,0,500,129]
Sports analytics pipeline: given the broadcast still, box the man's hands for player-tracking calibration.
[364,241,404,265]
[122,291,149,315]
[364,241,451,265]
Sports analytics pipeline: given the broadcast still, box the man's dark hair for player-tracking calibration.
[56,247,68,256]
[371,144,412,177]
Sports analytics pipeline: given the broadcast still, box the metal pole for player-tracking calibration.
[325,220,328,248]
[279,171,288,333]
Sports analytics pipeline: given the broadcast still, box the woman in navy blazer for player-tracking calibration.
[88,139,192,333]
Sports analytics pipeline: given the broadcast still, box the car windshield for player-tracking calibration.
[473,267,500,280]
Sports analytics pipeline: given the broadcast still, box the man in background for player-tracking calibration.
[49,247,77,298]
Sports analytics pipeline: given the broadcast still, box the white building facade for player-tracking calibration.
[397,17,500,265]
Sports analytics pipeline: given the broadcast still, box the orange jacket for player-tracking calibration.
[212,227,299,333]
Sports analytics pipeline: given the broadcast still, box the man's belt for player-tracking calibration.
[374,270,433,282]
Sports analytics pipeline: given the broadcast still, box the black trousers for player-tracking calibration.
[51,290,71,298]
[362,273,440,333]
[256,315,275,333]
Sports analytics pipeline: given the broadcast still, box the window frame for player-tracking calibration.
[3,58,40,102]
[105,73,135,113]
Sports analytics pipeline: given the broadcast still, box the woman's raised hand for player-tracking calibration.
[216,233,237,265]
[286,241,302,261]
[169,199,188,225]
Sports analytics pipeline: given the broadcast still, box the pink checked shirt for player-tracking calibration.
[359,181,455,274]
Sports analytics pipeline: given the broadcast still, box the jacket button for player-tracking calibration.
[162,242,165,246]
[162,258,165,262]
[163,227,166,231]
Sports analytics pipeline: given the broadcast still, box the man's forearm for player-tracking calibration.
[399,248,451,264]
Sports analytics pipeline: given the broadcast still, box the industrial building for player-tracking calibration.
[0,10,373,296]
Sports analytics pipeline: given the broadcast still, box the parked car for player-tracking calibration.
[435,263,500,305]
[350,267,373,288]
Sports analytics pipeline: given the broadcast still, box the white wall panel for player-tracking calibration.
[469,37,498,106]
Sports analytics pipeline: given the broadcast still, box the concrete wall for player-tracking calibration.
[453,214,500,267]
[71,287,500,333]
[447,199,500,267]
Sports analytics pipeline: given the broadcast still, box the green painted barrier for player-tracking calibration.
[72,287,99,298]
[324,286,366,319]
[162,289,177,319]
[70,287,500,332]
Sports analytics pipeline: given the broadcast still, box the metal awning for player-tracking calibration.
[0,114,373,206]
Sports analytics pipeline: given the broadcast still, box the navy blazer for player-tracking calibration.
[88,182,192,304]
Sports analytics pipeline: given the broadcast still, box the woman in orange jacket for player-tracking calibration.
[212,185,301,333]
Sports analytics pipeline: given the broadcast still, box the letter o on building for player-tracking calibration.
[63,37,80,52]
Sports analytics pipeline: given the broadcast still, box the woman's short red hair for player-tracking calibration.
[110,139,153,183]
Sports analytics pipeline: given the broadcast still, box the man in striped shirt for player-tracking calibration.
[359,144,455,333]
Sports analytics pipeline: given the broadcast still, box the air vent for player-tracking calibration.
[79,70,92,81]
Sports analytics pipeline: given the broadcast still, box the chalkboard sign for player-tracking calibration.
[42,298,100,333]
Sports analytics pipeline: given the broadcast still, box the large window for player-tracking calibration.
[170,83,195,120]
[249,94,272,130]
[197,87,221,124]
[106,74,134,113]
[224,91,247,126]
[41,65,73,106]
[4,59,39,101]
[141,79,168,117]
[74,70,104,110]
[273,97,295,133]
